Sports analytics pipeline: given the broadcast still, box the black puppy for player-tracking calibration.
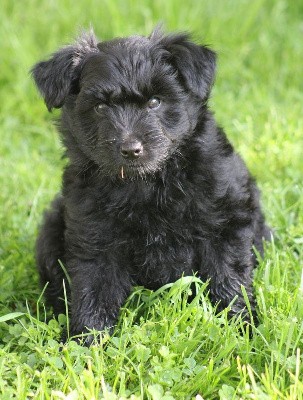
[32,28,270,341]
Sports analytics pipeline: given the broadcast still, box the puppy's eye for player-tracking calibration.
[94,104,105,114]
[147,97,161,109]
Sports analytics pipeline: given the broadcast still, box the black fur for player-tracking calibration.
[32,28,270,342]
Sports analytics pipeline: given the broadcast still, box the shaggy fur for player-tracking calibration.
[32,28,270,342]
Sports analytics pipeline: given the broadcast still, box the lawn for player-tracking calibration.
[0,0,303,399]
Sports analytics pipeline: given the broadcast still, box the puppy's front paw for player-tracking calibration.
[67,315,114,346]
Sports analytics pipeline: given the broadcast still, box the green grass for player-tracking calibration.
[0,0,302,398]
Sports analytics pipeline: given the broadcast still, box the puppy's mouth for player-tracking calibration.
[118,160,156,180]
[119,162,144,179]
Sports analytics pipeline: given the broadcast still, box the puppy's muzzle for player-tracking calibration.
[120,140,143,160]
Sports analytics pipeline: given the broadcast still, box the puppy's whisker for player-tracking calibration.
[98,138,117,145]
[155,120,176,143]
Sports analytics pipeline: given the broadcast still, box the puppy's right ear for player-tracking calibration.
[31,31,99,111]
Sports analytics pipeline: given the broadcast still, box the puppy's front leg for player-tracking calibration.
[209,267,256,321]
[67,258,132,343]
[201,235,257,322]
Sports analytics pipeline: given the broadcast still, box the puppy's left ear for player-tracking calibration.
[160,33,216,100]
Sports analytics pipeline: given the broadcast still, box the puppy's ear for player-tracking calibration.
[31,30,99,111]
[159,32,216,100]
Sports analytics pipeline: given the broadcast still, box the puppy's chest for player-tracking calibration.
[122,216,193,287]
[68,182,198,284]
[117,198,196,278]
[112,190,193,236]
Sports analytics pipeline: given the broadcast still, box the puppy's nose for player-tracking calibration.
[120,141,143,160]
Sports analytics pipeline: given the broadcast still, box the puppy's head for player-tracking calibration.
[32,28,216,179]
